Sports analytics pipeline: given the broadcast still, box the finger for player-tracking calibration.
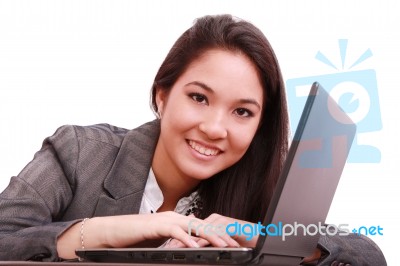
[164,239,186,248]
[164,213,231,248]
[187,235,210,247]
[196,238,210,247]
[301,248,322,263]
[158,238,173,248]
[202,214,241,247]
[203,213,221,223]
[166,225,200,248]
[185,217,230,247]
[166,236,210,248]
[142,212,205,248]
[221,234,241,247]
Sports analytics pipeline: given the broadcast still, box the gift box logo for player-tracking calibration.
[286,39,382,164]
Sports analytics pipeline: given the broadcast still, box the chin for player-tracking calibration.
[183,166,222,181]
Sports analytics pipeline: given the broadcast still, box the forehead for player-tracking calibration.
[175,49,264,102]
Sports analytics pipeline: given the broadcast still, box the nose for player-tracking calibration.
[198,111,228,140]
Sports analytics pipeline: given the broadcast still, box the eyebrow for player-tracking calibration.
[185,81,214,93]
[185,81,262,110]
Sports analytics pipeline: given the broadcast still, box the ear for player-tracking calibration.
[155,87,167,117]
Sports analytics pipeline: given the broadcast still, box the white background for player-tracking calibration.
[0,1,398,264]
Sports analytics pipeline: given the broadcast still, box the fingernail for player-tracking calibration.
[190,239,200,248]
[232,240,240,247]
[217,238,228,247]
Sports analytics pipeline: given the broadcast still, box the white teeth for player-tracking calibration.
[188,140,220,156]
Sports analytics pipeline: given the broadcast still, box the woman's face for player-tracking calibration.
[155,49,264,181]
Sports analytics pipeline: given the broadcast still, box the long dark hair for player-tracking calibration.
[151,14,289,223]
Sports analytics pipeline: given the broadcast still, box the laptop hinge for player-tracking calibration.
[252,254,302,266]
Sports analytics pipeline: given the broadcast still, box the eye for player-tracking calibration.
[189,93,208,105]
[234,108,253,118]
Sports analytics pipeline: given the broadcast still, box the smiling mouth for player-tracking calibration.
[188,140,221,156]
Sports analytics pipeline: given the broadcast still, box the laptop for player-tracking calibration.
[76,82,357,265]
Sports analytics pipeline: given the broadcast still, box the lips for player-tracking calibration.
[188,140,221,156]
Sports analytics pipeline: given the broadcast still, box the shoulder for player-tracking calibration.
[48,120,160,149]
[73,123,129,148]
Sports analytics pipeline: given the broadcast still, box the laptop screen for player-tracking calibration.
[256,82,356,259]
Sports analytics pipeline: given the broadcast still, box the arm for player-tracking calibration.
[0,125,79,261]
[57,212,241,259]
[315,230,387,266]
[0,125,238,261]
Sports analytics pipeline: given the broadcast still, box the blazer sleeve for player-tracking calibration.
[0,125,81,261]
[315,230,387,265]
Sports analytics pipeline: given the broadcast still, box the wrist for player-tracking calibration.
[102,214,148,248]
[91,216,116,248]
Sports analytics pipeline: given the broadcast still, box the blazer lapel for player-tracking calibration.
[94,120,160,216]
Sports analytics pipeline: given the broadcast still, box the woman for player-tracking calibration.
[0,15,386,265]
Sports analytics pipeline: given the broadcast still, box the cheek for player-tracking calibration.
[164,98,203,124]
[229,125,258,155]
[162,100,201,132]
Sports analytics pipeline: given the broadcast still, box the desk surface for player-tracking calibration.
[0,263,188,266]
[0,263,184,266]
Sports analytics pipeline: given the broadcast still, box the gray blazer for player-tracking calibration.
[0,120,386,265]
[0,120,160,261]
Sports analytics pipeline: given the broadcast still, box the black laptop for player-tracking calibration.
[76,82,357,265]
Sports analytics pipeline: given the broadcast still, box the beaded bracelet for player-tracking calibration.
[78,218,90,261]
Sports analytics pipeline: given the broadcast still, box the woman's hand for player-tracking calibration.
[123,211,239,248]
[163,213,258,248]
[161,214,323,265]
[57,212,239,259]
[301,248,322,265]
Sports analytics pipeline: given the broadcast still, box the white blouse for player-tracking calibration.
[139,168,198,215]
